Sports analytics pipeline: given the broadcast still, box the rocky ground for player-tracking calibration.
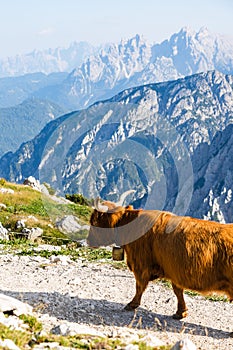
[0,244,232,349]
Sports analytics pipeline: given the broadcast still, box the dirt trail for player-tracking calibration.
[0,249,232,349]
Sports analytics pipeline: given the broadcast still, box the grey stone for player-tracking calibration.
[56,215,82,234]
[50,324,70,336]
[28,227,43,242]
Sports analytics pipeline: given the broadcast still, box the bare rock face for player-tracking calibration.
[1,70,233,222]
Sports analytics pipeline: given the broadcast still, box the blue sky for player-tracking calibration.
[0,0,232,57]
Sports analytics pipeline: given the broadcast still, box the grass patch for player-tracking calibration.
[0,238,128,271]
[205,294,228,302]
[158,279,229,303]
[0,323,32,348]
[13,199,48,217]
[19,314,43,333]
[16,245,113,262]
[0,238,112,261]
[0,321,171,349]
[35,334,170,349]
[0,180,92,244]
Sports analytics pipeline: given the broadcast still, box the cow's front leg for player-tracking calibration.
[172,283,188,319]
[124,278,149,311]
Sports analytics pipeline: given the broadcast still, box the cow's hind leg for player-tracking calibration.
[125,278,149,311]
[172,283,188,319]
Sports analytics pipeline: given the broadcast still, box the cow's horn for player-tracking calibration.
[94,197,109,212]
[115,190,136,206]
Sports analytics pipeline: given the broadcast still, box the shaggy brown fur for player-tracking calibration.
[87,202,233,319]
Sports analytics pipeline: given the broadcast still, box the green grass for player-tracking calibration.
[17,245,113,262]
[0,239,113,261]
[0,323,32,348]
[19,314,43,333]
[158,279,229,303]
[0,179,92,244]
[0,319,171,350]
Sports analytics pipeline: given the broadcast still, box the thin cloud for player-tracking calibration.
[38,27,55,36]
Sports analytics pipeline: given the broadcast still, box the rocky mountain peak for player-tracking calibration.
[1,70,233,223]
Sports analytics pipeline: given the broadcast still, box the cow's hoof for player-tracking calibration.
[124,303,138,311]
[172,311,188,319]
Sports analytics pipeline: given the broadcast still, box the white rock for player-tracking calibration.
[171,338,197,350]
[27,215,39,221]
[50,255,71,265]
[68,324,105,337]
[16,219,26,229]
[0,313,24,330]
[0,222,9,240]
[55,215,81,234]
[124,345,139,350]
[34,244,61,252]
[0,294,33,316]
[0,339,20,350]
[23,176,42,192]
[33,342,61,349]
[140,334,165,347]
[51,323,70,336]
[28,227,43,241]
[0,187,14,194]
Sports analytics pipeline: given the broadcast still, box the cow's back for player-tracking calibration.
[152,215,233,291]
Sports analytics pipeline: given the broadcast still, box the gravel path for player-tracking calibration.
[0,247,232,349]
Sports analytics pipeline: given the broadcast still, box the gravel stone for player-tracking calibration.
[0,248,232,349]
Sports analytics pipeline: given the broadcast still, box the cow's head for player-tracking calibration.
[87,192,135,247]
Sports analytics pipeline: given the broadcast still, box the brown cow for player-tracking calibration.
[87,197,233,319]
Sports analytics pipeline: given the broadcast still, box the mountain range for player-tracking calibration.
[1,27,233,222]
[0,41,98,78]
[0,98,64,156]
[1,27,233,112]
[1,70,233,222]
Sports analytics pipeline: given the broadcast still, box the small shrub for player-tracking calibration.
[0,178,6,186]
[65,193,91,206]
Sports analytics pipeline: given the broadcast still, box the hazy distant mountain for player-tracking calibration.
[32,27,233,110]
[0,98,64,156]
[152,27,233,76]
[0,41,98,78]
[0,72,68,108]
[1,27,233,110]
[1,70,233,222]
